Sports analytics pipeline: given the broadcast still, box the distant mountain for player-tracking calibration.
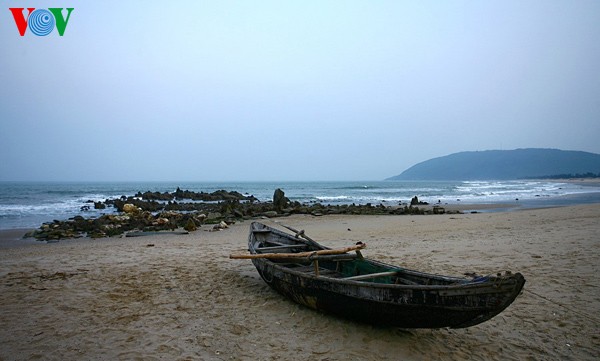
[387,149,600,181]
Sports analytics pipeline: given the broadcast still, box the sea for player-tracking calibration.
[1,180,600,230]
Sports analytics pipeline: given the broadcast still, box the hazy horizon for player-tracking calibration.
[2,1,599,182]
[0,147,598,183]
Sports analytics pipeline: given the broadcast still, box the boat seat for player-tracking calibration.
[263,239,306,247]
[342,271,399,281]
[256,244,308,252]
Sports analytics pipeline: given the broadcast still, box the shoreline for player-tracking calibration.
[3,198,599,246]
[0,202,565,245]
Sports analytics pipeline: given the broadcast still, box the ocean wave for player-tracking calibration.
[331,185,377,190]
[313,195,406,204]
[315,195,352,201]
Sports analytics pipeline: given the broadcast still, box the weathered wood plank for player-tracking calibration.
[256,244,308,252]
[343,271,399,281]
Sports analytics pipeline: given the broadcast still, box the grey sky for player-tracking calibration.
[1,1,599,181]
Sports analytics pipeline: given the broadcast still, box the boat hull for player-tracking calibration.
[247,222,525,329]
[252,258,524,328]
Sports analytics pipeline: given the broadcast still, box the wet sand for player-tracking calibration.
[1,204,599,360]
[0,229,37,248]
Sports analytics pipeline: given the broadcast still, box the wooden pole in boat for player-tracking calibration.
[229,243,367,259]
[276,223,317,244]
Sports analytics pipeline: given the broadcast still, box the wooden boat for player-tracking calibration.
[232,222,525,329]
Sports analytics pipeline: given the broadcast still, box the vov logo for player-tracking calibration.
[9,8,74,36]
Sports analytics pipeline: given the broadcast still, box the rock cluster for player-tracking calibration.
[96,188,258,214]
[410,196,429,206]
[25,188,457,241]
[135,187,257,202]
[25,210,208,241]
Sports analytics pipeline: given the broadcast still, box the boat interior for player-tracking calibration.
[251,227,466,286]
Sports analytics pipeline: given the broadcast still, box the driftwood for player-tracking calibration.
[229,243,366,259]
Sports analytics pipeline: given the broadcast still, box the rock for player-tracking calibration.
[273,188,289,212]
[94,202,106,209]
[184,219,197,232]
[263,211,278,218]
[432,206,445,214]
[206,212,222,221]
[111,198,163,212]
[410,196,428,206]
[153,217,169,226]
[102,224,122,237]
[123,204,141,214]
[159,211,181,219]
[89,231,106,238]
[211,221,229,231]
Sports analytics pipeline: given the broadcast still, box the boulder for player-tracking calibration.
[410,196,428,206]
[123,204,141,214]
[211,221,229,231]
[159,217,171,225]
[273,188,289,212]
[263,211,278,218]
[184,219,197,232]
[432,206,445,214]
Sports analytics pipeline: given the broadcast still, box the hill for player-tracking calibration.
[386,149,600,181]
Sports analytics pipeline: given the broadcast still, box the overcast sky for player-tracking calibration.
[1,1,599,181]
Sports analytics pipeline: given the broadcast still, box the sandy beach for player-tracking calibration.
[1,204,599,360]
